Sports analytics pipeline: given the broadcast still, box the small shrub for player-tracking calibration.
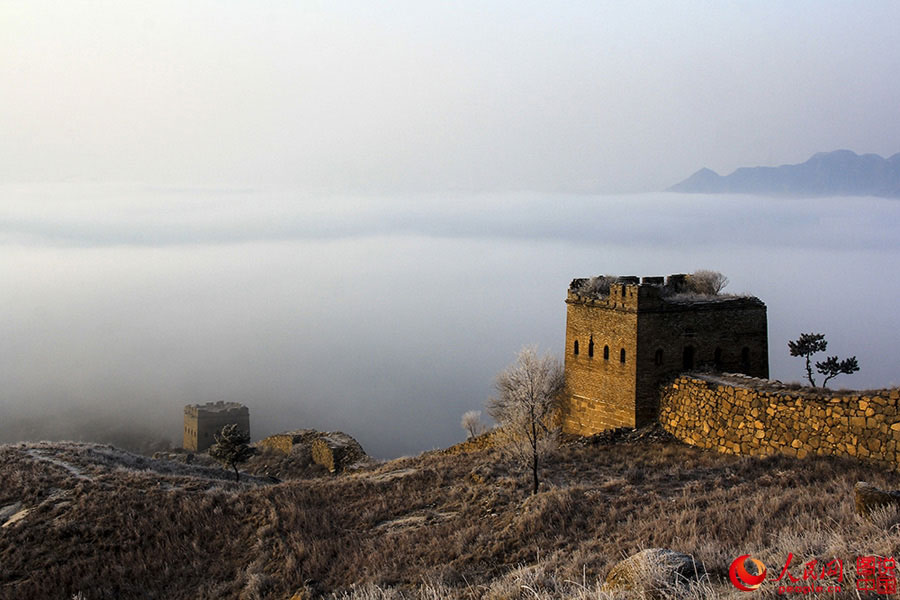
[687,270,728,296]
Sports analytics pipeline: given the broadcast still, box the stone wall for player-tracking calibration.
[660,374,900,467]
[257,430,318,455]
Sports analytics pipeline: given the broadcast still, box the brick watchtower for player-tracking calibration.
[561,274,768,435]
[183,401,250,452]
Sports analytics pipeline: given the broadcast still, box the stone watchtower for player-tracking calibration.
[183,401,250,452]
[562,274,768,435]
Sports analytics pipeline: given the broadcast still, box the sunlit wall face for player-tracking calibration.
[2,185,898,457]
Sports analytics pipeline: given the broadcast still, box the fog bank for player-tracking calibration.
[2,185,898,456]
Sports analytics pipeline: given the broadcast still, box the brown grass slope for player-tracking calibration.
[2,432,900,599]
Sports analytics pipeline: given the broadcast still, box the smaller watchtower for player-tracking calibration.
[183,401,250,452]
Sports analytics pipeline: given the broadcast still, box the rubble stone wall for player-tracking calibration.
[660,374,900,467]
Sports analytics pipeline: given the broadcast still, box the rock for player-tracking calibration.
[311,433,367,473]
[0,502,23,526]
[854,481,900,516]
[604,548,706,598]
[1,502,30,529]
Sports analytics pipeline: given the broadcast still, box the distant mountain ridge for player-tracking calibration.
[668,150,900,197]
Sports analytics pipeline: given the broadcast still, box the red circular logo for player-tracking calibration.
[729,554,767,592]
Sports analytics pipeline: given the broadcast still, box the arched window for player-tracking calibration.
[573,340,579,355]
[620,348,626,363]
[683,346,695,370]
[603,345,610,360]
[741,347,750,371]
[588,336,594,358]
[654,348,663,366]
[714,347,723,369]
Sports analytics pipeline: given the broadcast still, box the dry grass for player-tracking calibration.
[3,431,900,599]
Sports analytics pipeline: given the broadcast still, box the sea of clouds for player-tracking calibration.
[2,184,898,456]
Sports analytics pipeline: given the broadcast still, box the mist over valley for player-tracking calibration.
[2,184,898,457]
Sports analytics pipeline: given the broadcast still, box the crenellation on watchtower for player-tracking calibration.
[183,401,250,452]
[561,273,768,435]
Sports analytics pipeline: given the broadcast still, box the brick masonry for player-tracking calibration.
[660,374,900,467]
[183,402,250,452]
[561,275,768,435]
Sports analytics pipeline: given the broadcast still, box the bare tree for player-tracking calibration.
[488,346,565,495]
[580,276,612,298]
[461,410,487,439]
[688,270,729,295]
[209,424,254,481]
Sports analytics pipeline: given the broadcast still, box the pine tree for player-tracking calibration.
[208,424,254,481]
[788,333,859,388]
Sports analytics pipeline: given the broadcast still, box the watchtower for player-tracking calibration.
[183,401,250,452]
[561,274,768,435]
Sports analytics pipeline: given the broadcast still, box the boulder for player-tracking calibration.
[1,502,30,529]
[0,502,23,526]
[604,548,706,598]
[854,481,900,516]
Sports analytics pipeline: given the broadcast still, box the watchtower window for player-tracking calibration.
[603,345,609,360]
[741,347,750,371]
[683,346,695,370]
[714,347,723,368]
[620,348,626,363]
[573,340,579,355]
[654,348,663,366]
[588,337,594,358]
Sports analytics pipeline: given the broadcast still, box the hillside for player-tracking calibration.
[2,432,899,599]
[668,150,900,197]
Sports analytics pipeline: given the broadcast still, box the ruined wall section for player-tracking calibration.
[660,374,900,467]
[562,290,638,434]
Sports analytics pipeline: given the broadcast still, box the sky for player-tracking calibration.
[3,1,900,192]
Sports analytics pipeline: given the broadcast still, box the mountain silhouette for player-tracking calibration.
[669,150,900,197]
